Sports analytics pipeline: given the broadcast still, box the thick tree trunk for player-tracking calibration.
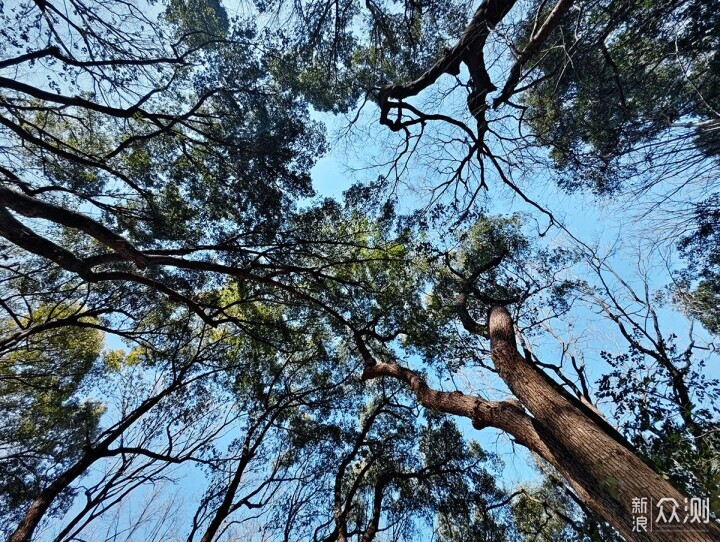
[487,306,720,542]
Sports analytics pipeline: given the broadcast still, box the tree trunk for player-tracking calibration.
[487,306,720,542]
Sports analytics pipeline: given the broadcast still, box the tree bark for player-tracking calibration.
[487,305,720,541]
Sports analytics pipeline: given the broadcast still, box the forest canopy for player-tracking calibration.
[1,0,719,541]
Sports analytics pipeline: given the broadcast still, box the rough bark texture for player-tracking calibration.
[488,306,720,541]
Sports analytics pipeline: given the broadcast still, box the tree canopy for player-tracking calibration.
[1,0,719,541]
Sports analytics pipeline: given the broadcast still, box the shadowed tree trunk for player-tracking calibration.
[362,306,720,541]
